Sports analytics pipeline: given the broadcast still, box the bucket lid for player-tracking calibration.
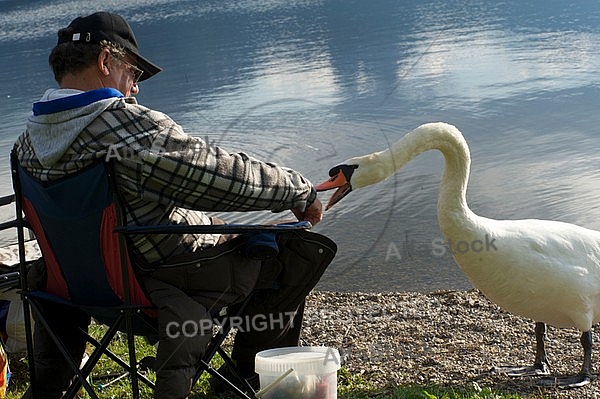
[255,346,341,375]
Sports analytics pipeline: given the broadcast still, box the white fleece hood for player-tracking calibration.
[26,88,122,167]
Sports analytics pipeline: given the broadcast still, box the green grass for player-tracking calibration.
[4,360,544,399]
[3,324,546,399]
[335,368,545,399]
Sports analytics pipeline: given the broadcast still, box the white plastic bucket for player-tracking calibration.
[255,346,341,399]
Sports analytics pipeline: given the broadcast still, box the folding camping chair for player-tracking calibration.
[10,151,312,399]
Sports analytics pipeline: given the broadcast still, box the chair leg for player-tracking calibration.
[29,302,150,399]
[28,299,103,399]
[71,309,155,398]
[85,334,155,389]
[17,206,36,397]
[192,293,259,399]
[203,361,255,399]
[21,295,37,398]
[217,347,258,398]
[125,308,140,399]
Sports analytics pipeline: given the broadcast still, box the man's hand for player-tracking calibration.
[291,199,323,226]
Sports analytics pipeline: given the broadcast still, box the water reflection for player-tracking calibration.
[2,0,600,292]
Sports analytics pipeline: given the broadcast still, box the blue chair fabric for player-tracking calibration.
[10,153,313,399]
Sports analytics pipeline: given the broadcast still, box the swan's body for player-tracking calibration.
[317,122,600,387]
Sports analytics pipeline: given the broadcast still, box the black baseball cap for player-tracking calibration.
[57,12,162,82]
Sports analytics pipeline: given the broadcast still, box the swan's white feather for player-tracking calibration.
[347,122,600,333]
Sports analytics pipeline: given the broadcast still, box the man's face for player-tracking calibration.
[106,54,142,96]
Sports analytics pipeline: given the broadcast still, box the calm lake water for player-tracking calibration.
[2,0,600,292]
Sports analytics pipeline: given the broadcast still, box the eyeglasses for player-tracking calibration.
[113,56,144,83]
[122,60,144,83]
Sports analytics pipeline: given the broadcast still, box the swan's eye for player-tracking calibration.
[328,165,343,177]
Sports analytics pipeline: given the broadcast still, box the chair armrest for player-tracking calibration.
[114,220,312,235]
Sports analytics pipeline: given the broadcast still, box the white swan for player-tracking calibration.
[316,122,600,388]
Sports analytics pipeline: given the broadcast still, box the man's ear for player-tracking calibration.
[97,49,112,76]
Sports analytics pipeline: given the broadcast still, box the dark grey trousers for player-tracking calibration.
[23,230,336,399]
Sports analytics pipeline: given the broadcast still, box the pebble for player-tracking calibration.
[302,289,600,399]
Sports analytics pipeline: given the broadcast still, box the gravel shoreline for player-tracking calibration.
[302,290,600,399]
[4,287,599,398]
[3,235,598,398]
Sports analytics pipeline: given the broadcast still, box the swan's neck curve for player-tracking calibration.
[354,122,476,229]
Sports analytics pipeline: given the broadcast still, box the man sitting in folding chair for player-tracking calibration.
[14,12,336,399]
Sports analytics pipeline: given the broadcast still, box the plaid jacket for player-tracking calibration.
[15,91,317,267]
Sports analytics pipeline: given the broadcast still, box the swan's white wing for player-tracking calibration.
[449,218,600,330]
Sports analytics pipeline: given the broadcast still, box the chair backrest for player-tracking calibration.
[12,156,151,308]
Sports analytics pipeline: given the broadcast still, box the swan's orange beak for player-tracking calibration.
[315,165,356,210]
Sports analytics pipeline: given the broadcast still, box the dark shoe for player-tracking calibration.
[209,364,260,395]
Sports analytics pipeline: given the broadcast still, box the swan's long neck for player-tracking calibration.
[354,122,476,229]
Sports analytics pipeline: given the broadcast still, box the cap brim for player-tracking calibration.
[132,53,162,82]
